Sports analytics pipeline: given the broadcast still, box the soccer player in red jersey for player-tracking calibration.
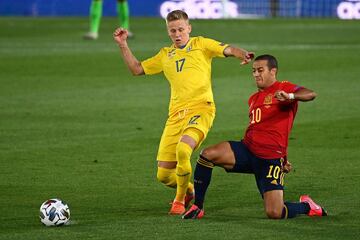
[183,54,327,219]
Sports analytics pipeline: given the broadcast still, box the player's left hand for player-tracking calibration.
[274,90,291,101]
[241,52,255,65]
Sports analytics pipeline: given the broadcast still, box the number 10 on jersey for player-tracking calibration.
[250,108,261,124]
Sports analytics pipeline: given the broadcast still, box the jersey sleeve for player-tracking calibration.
[200,37,229,58]
[141,49,164,75]
[280,81,304,93]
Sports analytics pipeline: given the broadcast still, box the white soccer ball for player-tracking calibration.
[39,198,70,226]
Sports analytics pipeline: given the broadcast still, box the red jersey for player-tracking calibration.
[243,81,303,159]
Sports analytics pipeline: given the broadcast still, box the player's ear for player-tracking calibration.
[271,67,277,76]
[188,24,192,34]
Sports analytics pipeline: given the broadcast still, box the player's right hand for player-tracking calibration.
[282,160,292,173]
[113,28,128,45]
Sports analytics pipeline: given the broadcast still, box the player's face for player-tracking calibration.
[167,19,191,48]
[252,60,277,90]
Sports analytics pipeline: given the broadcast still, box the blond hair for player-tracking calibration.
[166,10,189,23]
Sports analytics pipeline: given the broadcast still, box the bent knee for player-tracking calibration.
[200,147,218,162]
[265,209,283,219]
[156,167,176,186]
[156,170,167,184]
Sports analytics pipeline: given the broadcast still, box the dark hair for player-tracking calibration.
[166,10,189,23]
[254,54,278,70]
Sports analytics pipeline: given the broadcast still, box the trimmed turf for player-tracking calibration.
[0,17,359,239]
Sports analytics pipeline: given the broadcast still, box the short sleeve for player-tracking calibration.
[141,50,164,75]
[200,37,229,58]
[281,81,303,93]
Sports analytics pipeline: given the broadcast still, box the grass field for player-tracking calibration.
[0,17,360,239]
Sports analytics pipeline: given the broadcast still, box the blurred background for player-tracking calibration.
[0,0,359,19]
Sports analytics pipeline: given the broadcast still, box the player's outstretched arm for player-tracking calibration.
[223,46,254,65]
[113,28,144,76]
[275,88,317,102]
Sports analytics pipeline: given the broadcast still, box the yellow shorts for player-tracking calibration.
[157,103,216,162]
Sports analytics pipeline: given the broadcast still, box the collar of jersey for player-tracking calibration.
[171,37,193,50]
[260,80,280,92]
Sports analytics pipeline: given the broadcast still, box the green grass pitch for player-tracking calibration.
[0,17,360,239]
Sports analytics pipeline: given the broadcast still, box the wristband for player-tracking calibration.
[288,93,295,100]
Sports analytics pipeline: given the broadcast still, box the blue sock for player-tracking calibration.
[282,202,310,218]
[193,162,213,209]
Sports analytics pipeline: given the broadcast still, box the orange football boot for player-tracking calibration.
[169,201,185,215]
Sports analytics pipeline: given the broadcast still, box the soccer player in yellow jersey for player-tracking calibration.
[113,10,254,215]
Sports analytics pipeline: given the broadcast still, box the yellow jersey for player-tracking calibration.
[141,36,228,115]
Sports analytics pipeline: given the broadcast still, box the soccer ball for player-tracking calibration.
[39,198,70,226]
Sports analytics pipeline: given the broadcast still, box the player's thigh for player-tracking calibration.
[157,117,183,163]
[245,151,286,219]
[201,142,236,169]
[254,158,286,195]
[183,107,215,149]
[157,107,215,163]
[181,128,203,150]
[224,141,254,173]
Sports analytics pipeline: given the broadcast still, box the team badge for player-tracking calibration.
[168,49,176,58]
[264,94,273,108]
[186,45,192,52]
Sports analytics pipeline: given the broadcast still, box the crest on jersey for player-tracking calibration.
[168,49,176,58]
[186,45,192,52]
[264,94,272,108]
